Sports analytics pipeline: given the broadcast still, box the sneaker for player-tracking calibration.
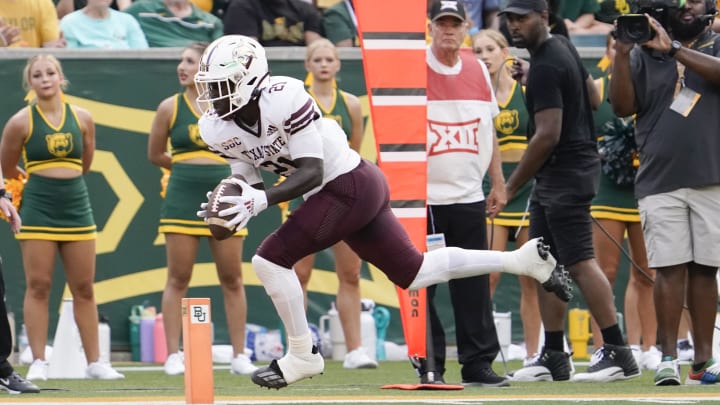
[572,344,640,382]
[0,371,40,394]
[26,359,48,382]
[504,238,572,302]
[164,352,185,376]
[231,353,258,375]
[630,345,642,369]
[510,348,573,382]
[86,361,125,380]
[343,347,378,369]
[654,357,681,386]
[677,339,694,362]
[641,346,662,371]
[462,367,510,387]
[686,359,720,385]
[251,345,324,389]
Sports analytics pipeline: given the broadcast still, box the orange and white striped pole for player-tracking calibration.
[182,298,213,404]
[354,0,428,360]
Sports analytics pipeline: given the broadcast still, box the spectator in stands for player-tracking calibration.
[0,17,21,47]
[322,0,357,46]
[223,0,322,46]
[124,0,223,47]
[0,0,66,47]
[463,0,500,34]
[594,0,629,26]
[60,0,148,48]
[56,0,133,18]
[554,0,613,34]
[714,0,720,32]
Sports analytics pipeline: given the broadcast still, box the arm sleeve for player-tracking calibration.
[281,89,324,160]
[300,2,323,35]
[127,16,149,48]
[322,7,353,43]
[230,161,263,185]
[41,0,61,43]
[529,64,563,113]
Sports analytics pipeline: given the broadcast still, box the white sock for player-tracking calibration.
[407,247,504,290]
[251,255,309,337]
[286,333,314,357]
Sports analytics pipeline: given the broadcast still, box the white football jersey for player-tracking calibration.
[199,76,361,198]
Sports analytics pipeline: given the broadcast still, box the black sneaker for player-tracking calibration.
[572,344,641,382]
[510,348,573,381]
[462,367,510,387]
[0,371,40,394]
[420,371,446,385]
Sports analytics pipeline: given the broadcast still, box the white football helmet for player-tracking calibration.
[195,35,270,118]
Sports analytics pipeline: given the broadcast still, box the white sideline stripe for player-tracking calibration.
[391,207,426,218]
[12,396,720,404]
[362,39,426,50]
[371,96,426,106]
[379,151,427,162]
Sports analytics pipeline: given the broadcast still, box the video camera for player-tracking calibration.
[615,0,685,43]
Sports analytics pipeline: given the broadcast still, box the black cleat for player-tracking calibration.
[251,360,287,390]
[541,264,573,302]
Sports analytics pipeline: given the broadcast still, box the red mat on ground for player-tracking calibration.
[381,383,465,390]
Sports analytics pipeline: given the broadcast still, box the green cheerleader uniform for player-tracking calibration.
[17,103,96,241]
[159,93,247,237]
[590,75,640,222]
[483,81,532,227]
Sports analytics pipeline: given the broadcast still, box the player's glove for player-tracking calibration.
[196,191,213,220]
[219,178,268,228]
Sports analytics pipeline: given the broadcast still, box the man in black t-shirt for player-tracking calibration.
[494,0,640,383]
[223,0,322,46]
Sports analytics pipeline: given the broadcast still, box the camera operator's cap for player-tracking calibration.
[498,0,548,15]
[430,0,466,22]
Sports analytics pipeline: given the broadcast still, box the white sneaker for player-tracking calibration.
[343,347,378,369]
[642,346,662,371]
[164,352,185,376]
[86,361,125,380]
[26,359,48,382]
[677,339,694,362]
[231,353,258,375]
[630,345,642,369]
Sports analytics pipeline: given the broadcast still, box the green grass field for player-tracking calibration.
[2,359,719,404]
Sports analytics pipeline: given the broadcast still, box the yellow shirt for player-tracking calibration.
[189,0,212,13]
[0,0,60,47]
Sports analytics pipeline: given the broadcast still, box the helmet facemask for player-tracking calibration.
[195,35,269,119]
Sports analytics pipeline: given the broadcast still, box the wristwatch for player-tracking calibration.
[0,189,11,202]
[668,40,682,58]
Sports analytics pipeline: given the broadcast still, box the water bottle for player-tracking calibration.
[128,305,142,362]
[139,306,156,363]
[98,314,111,363]
[359,299,377,361]
[18,323,28,358]
[153,313,167,364]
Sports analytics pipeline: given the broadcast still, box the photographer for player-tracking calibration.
[610,0,720,386]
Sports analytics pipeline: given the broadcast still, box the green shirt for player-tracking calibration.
[124,0,223,47]
[556,0,599,21]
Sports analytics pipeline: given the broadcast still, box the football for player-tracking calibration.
[206,176,244,240]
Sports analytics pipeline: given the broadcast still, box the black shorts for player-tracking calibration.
[529,198,594,267]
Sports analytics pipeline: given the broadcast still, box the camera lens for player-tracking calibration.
[616,15,654,43]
